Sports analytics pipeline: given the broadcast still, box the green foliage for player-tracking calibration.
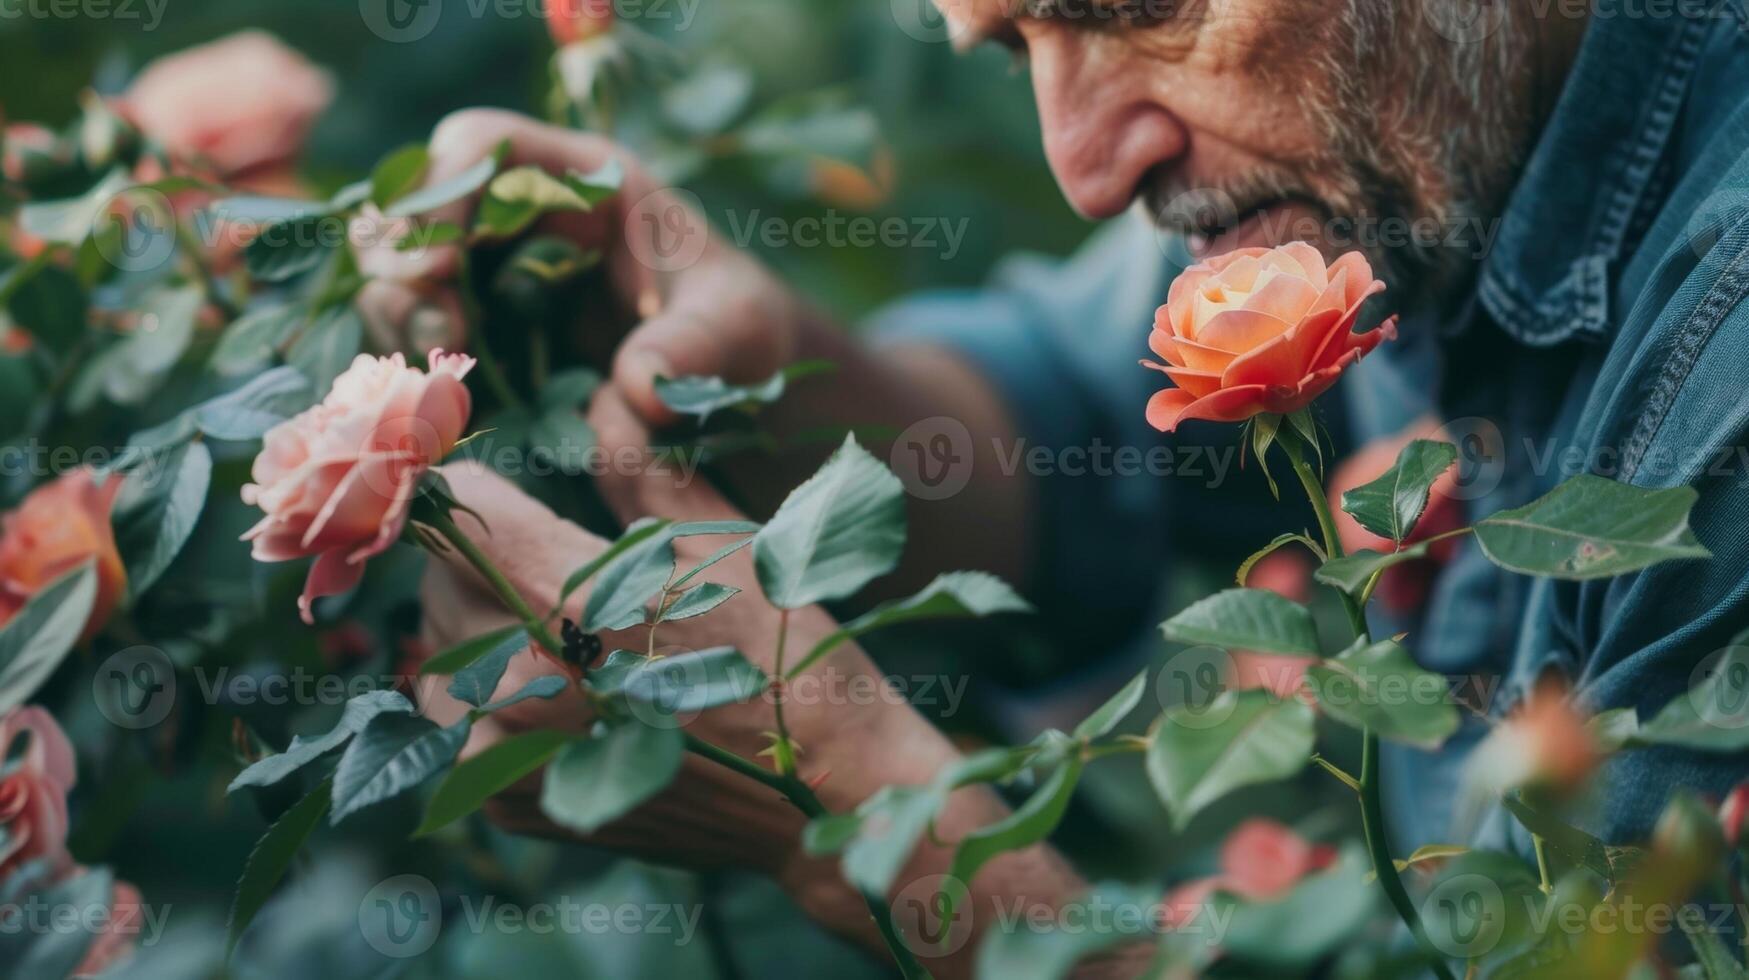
[330,714,468,824]
[1159,588,1321,656]
[1474,475,1710,579]
[1339,439,1457,543]
[654,360,835,422]
[789,570,1031,677]
[753,433,905,609]
[1306,638,1459,749]
[0,564,95,716]
[415,729,571,836]
[1146,689,1316,831]
[229,691,415,792]
[539,718,685,833]
[228,779,332,950]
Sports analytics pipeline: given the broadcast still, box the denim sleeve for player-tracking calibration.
[865,215,1189,653]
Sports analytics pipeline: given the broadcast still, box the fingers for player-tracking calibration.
[587,386,744,527]
[427,461,606,616]
[610,258,797,425]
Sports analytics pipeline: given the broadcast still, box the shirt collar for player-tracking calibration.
[1474,5,1718,347]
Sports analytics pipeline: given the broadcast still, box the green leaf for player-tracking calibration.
[539,720,684,833]
[473,162,623,240]
[1587,706,1641,753]
[840,785,947,895]
[228,691,414,792]
[1250,414,1281,499]
[191,367,312,441]
[1634,640,1749,751]
[801,812,862,856]
[0,564,97,716]
[6,263,85,355]
[113,439,211,599]
[395,220,464,251]
[653,360,835,421]
[15,169,131,244]
[611,647,767,712]
[539,367,603,411]
[90,285,202,405]
[973,881,1161,980]
[946,757,1083,914]
[209,304,303,376]
[369,144,430,208]
[582,526,677,631]
[789,571,1030,676]
[558,518,672,608]
[529,409,596,476]
[1340,439,1457,543]
[204,195,328,226]
[1474,474,1710,580]
[1072,671,1149,738]
[228,777,331,951]
[734,91,878,169]
[448,629,530,707]
[478,674,567,712]
[1680,905,1749,980]
[1306,637,1459,749]
[1500,794,1629,882]
[385,142,505,218]
[1236,532,1322,588]
[421,625,527,676]
[656,583,739,622]
[669,536,755,591]
[286,307,363,394]
[1159,588,1320,656]
[1313,542,1434,595]
[1146,689,1315,830]
[244,215,335,282]
[1,867,109,976]
[415,728,570,836]
[330,714,468,824]
[753,433,905,609]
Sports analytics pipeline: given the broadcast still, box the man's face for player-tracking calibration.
[944,0,1546,304]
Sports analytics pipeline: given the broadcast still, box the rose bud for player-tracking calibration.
[1158,819,1335,930]
[1142,243,1395,432]
[0,469,127,642]
[118,30,333,182]
[241,351,475,623]
[547,0,615,47]
[1464,678,1602,801]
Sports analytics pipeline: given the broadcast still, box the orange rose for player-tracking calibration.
[548,0,615,46]
[1143,243,1396,432]
[1465,678,1601,799]
[0,469,126,642]
[119,31,333,181]
[242,351,475,623]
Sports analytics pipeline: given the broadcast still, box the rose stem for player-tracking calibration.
[1279,426,1457,980]
[426,509,930,980]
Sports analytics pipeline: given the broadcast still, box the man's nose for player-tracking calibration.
[1030,37,1188,220]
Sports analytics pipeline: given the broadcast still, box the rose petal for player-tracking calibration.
[1240,269,1321,325]
[1163,366,1223,399]
[1146,384,1272,432]
[1194,308,1296,355]
[298,548,368,625]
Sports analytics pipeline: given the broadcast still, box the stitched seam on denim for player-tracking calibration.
[1485,19,1710,345]
[1621,232,1749,479]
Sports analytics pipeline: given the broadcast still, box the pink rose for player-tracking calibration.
[242,351,476,623]
[0,707,76,882]
[1158,819,1336,930]
[75,878,143,977]
[119,31,333,180]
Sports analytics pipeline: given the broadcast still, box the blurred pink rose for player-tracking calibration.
[74,878,143,977]
[1230,549,1317,699]
[242,351,475,623]
[1158,819,1336,930]
[120,31,333,180]
[0,707,76,882]
[2,123,60,183]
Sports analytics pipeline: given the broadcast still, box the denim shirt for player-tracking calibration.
[873,5,1749,852]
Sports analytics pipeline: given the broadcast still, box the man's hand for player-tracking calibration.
[363,108,814,425]
[414,387,1087,978]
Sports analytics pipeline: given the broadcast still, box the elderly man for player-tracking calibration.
[409,1,1749,975]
